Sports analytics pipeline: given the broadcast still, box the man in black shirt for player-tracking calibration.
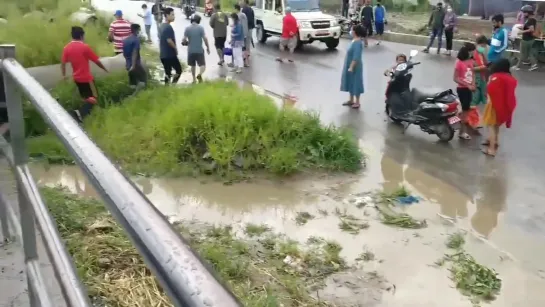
[342,0,349,17]
[242,0,255,65]
[359,0,374,46]
[515,5,539,71]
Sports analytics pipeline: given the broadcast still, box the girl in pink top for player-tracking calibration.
[453,46,476,140]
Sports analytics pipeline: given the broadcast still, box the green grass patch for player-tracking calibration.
[24,71,140,136]
[43,186,348,306]
[28,81,363,177]
[0,0,113,67]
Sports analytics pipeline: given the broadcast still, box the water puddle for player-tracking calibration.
[30,153,545,306]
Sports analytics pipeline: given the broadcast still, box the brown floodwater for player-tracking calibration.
[30,146,545,306]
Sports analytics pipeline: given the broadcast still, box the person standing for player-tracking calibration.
[359,0,374,47]
[423,2,445,54]
[61,26,108,123]
[374,0,386,45]
[183,15,210,83]
[234,4,249,67]
[342,0,349,17]
[123,24,147,93]
[443,5,457,56]
[138,4,153,43]
[471,36,489,107]
[210,3,228,66]
[242,0,255,66]
[481,59,517,157]
[276,7,298,63]
[514,5,539,71]
[340,25,365,109]
[108,10,132,55]
[230,12,244,73]
[453,46,475,140]
[487,14,508,64]
[159,7,182,84]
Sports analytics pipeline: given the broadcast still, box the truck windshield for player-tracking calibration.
[286,0,320,12]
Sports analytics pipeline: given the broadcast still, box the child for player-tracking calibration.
[471,36,489,107]
[383,54,407,76]
[453,46,475,140]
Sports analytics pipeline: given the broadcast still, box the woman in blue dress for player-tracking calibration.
[341,24,365,109]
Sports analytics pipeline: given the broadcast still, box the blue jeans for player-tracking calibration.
[426,27,444,51]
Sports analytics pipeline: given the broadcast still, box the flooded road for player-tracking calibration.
[52,1,545,305]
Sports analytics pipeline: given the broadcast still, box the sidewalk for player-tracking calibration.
[0,158,66,307]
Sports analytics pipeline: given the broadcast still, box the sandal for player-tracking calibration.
[481,140,499,148]
[458,133,471,140]
[481,148,496,157]
[342,101,353,106]
[351,103,361,109]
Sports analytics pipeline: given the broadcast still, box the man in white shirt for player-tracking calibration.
[138,4,153,43]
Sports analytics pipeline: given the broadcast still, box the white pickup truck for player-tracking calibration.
[253,0,342,50]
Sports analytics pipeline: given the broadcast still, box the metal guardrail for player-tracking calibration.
[0,44,241,307]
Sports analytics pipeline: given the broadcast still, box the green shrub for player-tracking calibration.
[28,81,363,176]
[0,0,112,67]
[24,71,139,136]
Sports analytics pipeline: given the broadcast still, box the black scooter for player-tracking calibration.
[385,50,461,142]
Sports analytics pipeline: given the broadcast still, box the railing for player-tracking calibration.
[0,44,241,307]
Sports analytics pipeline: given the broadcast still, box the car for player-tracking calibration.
[253,0,342,50]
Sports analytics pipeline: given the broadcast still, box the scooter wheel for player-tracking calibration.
[385,104,402,124]
[436,121,455,142]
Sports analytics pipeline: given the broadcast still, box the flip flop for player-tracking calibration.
[342,101,353,106]
[458,133,471,140]
[481,148,496,157]
[351,104,361,109]
[481,140,499,148]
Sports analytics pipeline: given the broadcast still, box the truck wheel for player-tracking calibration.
[256,24,267,43]
[326,38,340,50]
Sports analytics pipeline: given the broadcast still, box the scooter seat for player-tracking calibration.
[411,88,444,103]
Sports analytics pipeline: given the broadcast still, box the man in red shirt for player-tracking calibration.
[61,26,108,123]
[276,7,298,63]
[108,10,132,55]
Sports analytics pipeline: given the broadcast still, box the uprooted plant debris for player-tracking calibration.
[374,187,427,229]
[43,186,350,306]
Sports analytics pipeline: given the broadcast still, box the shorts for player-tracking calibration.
[187,53,205,67]
[279,36,298,51]
[375,22,384,35]
[128,65,147,86]
[75,81,98,104]
[214,36,226,50]
[160,57,183,76]
[456,87,472,111]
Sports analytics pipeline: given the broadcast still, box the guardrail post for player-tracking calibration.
[0,45,12,243]
[1,44,39,306]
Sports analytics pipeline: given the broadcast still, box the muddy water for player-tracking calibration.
[31,151,545,306]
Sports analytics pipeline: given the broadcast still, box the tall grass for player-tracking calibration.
[28,81,363,177]
[0,0,112,67]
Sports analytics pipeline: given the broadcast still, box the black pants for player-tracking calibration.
[160,57,183,84]
[342,3,349,17]
[74,81,98,120]
[456,87,472,112]
[444,28,454,51]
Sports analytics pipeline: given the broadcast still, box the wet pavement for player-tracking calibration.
[11,0,545,305]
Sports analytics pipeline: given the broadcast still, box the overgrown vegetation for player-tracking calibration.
[0,0,113,67]
[44,187,348,306]
[28,81,364,177]
[24,71,141,137]
[435,232,502,305]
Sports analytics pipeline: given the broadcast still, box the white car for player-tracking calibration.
[253,0,342,50]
